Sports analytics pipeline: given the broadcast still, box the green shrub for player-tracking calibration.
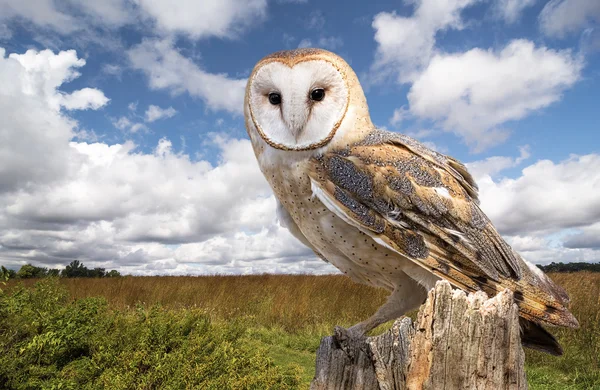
[0,279,301,389]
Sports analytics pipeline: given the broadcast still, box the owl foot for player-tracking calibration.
[333,325,367,359]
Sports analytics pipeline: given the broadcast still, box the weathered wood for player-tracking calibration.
[310,280,527,390]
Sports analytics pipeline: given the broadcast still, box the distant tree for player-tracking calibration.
[537,262,600,273]
[89,268,106,278]
[106,270,121,277]
[61,260,89,278]
[1,266,16,280]
[16,264,48,279]
[47,269,60,277]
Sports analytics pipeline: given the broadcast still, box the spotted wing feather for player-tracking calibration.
[309,129,577,328]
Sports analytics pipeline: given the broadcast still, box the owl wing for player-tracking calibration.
[308,129,577,328]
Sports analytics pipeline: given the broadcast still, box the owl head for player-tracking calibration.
[245,48,371,152]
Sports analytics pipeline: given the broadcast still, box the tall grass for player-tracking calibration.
[7,272,599,389]
[11,274,388,333]
[524,272,600,389]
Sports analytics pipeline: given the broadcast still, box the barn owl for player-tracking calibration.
[244,48,577,355]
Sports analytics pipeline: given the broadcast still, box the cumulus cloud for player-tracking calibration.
[539,0,600,38]
[407,40,583,151]
[145,104,177,122]
[0,48,109,193]
[128,39,246,115]
[0,0,268,41]
[465,150,600,264]
[466,145,530,178]
[60,88,110,110]
[371,0,480,84]
[475,153,600,236]
[370,3,585,151]
[136,0,267,39]
[0,46,332,275]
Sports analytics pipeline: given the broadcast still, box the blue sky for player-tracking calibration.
[0,0,599,275]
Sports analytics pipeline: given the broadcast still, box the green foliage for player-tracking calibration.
[16,264,49,279]
[10,260,120,280]
[47,269,60,277]
[59,260,120,278]
[61,260,89,278]
[106,270,121,278]
[2,273,597,389]
[1,266,16,280]
[0,279,301,389]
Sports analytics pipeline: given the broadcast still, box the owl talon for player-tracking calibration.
[333,325,366,359]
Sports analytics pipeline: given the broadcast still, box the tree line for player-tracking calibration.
[1,260,121,280]
[2,260,597,280]
[536,262,600,273]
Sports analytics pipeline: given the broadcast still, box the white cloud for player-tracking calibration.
[466,145,530,179]
[112,116,146,133]
[112,116,132,130]
[0,46,334,275]
[494,0,537,24]
[145,104,177,122]
[136,0,267,39]
[463,150,600,264]
[129,123,148,133]
[476,153,600,236]
[407,40,583,151]
[371,0,480,84]
[60,87,110,110]
[505,236,600,264]
[390,106,410,126]
[0,135,330,273]
[371,3,585,151]
[0,47,108,193]
[0,0,268,42]
[0,0,77,33]
[539,0,600,38]
[563,222,600,249]
[128,39,246,115]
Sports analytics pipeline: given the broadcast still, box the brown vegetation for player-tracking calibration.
[10,274,388,333]
[7,271,599,388]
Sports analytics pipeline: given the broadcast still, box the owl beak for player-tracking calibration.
[283,102,309,141]
[290,121,303,141]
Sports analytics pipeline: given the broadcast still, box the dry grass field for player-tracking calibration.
[6,272,600,389]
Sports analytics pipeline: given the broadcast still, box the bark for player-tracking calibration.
[311,280,527,390]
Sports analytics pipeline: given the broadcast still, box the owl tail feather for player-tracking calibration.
[520,317,563,356]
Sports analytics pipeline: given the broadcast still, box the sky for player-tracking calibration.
[0,0,599,275]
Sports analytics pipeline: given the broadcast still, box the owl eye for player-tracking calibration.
[268,92,281,105]
[310,88,325,101]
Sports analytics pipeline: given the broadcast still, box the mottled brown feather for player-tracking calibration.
[309,128,578,329]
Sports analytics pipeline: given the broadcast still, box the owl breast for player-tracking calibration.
[265,159,423,291]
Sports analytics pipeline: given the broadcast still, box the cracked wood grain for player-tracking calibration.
[310,280,527,390]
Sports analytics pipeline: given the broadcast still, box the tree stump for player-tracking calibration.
[311,280,527,390]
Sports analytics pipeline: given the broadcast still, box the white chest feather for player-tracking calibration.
[263,157,422,291]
